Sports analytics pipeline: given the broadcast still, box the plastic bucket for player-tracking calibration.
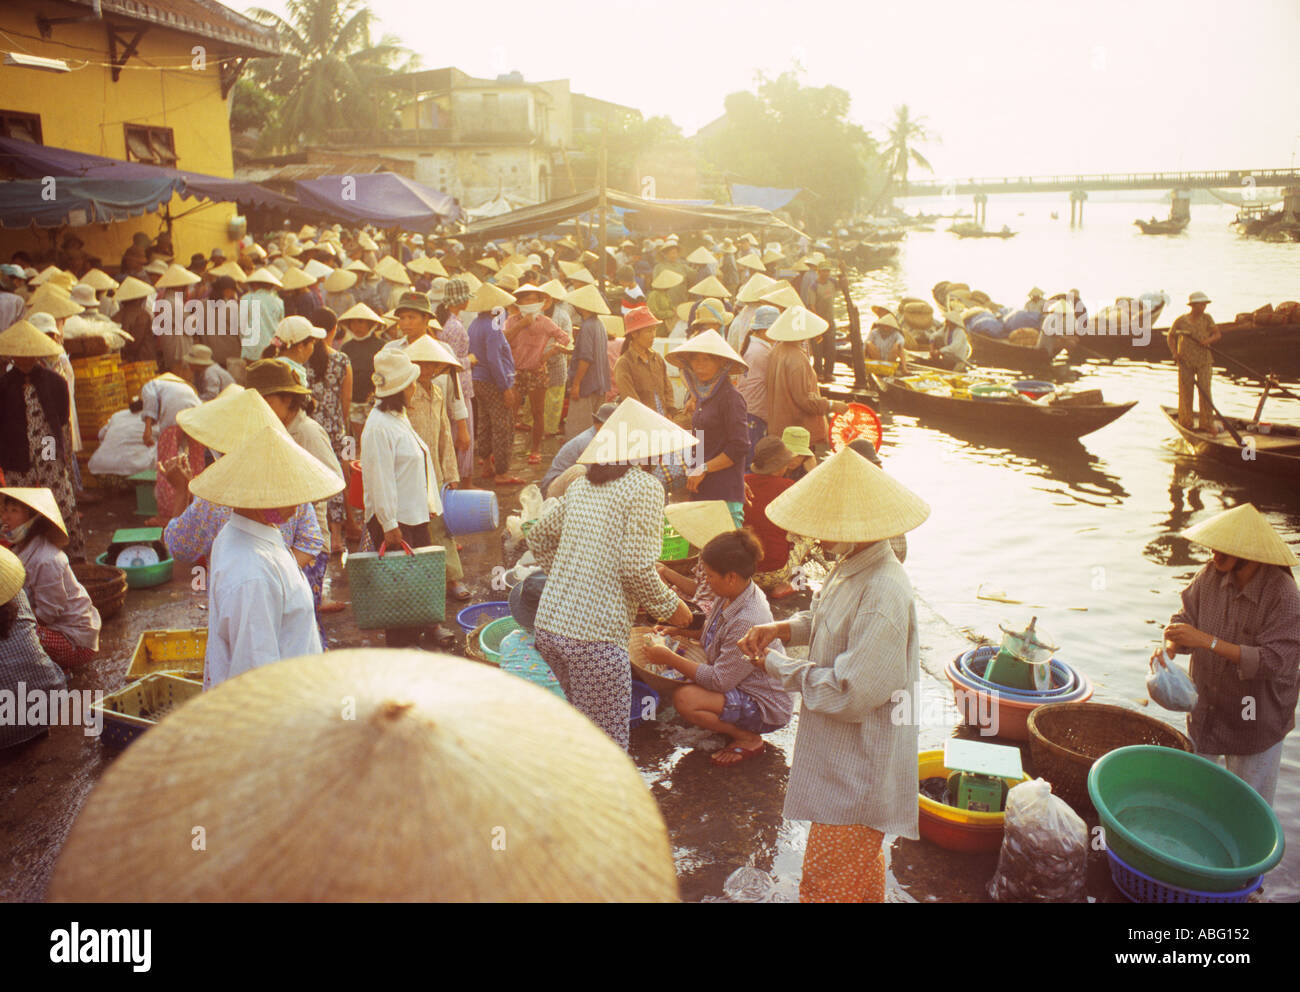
[1013,380,1055,400]
[442,485,499,535]
[456,601,512,634]
[346,461,364,509]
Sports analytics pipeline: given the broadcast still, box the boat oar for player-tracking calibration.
[1208,346,1300,402]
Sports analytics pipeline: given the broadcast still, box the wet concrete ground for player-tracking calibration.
[2,427,1136,904]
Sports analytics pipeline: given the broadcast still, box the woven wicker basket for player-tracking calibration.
[1027,702,1193,818]
[71,562,128,620]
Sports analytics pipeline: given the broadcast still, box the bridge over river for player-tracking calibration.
[899,169,1300,197]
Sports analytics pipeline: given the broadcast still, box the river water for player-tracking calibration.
[844,195,1300,900]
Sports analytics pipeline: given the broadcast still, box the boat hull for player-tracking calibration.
[968,330,1064,377]
[1160,406,1300,481]
[1069,323,1300,378]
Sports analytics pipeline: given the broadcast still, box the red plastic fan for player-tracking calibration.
[829,403,883,452]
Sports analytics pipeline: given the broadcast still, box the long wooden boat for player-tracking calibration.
[875,376,1137,440]
[968,329,1067,377]
[1134,217,1189,235]
[1160,406,1300,481]
[1066,322,1300,378]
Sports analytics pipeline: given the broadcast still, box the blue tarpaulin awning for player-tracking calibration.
[728,183,802,212]
[294,173,461,227]
[0,177,183,228]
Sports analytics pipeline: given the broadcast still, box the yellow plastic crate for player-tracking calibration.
[71,354,121,379]
[93,673,202,749]
[126,627,208,682]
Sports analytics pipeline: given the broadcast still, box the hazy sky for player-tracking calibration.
[236,0,1300,178]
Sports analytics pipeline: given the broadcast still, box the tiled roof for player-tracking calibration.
[67,0,282,56]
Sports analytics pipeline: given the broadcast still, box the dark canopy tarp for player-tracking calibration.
[729,183,802,212]
[293,173,461,227]
[461,188,804,241]
[0,136,295,211]
[0,177,183,228]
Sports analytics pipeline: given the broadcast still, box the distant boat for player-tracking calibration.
[1134,216,1189,235]
[951,222,1017,239]
[1050,211,1059,220]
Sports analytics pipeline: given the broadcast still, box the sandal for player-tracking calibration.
[430,627,458,651]
[710,743,765,766]
[493,475,527,486]
[527,452,542,464]
[319,599,347,614]
[448,582,472,602]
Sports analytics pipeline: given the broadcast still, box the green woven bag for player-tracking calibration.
[346,544,446,629]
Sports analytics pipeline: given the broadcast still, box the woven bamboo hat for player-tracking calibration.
[567,266,596,286]
[375,256,411,285]
[209,261,247,283]
[0,487,68,547]
[736,272,777,304]
[279,266,317,291]
[176,386,289,454]
[1182,503,1298,567]
[668,328,747,375]
[0,319,62,358]
[651,269,684,290]
[245,267,284,288]
[337,302,384,326]
[664,500,734,549]
[357,232,379,251]
[688,275,731,299]
[303,259,333,280]
[598,315,625,338]
[465,281,516,313]
[405,334,462,369]
[767,305,829,342]
[689,298,734,328]
[475,256,500,273]
[154,263,202,291]
[737,252,765,271]
[565,284,611,316]
[30,265,64,286]
[80,268,119,292]
[323,268,358,293]
[345,259,372,275]
[407,256,448,277]
[578,398,699,465]
[767,445,929,542]
[759,283,803,311]
[537,278,567,300]
[188,424,343,509]
[0,546,23,605]
[25,284,83,319]
[113,276,157,303]
[871,313,902,333]
[685,246,715,266]
[48,651,677,902]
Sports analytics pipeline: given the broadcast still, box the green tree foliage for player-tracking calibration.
[246,0,417,150]
[699,68,881,227]
[573,114,686,194]
[229,77,276,136]
[881,104,936,198]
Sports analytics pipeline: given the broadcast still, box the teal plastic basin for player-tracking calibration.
[480,617,520,665]
[96,551,175,590]
[1088,745,1284,892]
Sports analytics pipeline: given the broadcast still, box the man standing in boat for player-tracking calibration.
[1167,291,1222,431]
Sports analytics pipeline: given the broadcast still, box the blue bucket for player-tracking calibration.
[456,601,512,634]
[441,485,499,536]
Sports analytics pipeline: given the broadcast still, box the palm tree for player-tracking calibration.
[247,0,415,149]
[882,105,936,196]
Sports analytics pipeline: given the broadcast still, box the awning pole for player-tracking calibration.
[598,123,608,296]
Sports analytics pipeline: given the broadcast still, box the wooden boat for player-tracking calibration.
[1161,406,1300,481]
[1134,216,1189,235]
[968,329,1066,377]
[1067,321,1300,378]
[951,223,1017,239]
[874,376,1137,440]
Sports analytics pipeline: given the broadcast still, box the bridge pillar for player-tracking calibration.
[973,192,987,226]
[1069,190,1088,227]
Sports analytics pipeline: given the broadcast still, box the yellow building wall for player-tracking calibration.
[0,2,246,268]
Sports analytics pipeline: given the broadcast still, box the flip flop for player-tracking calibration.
[493,476,527,486]
[710,743,765,766]
[527,452,542,464]
[448,582,472,602]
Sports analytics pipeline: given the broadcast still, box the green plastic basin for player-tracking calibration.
[480,617,520,665]
[1088,745,1284,892]
[96,552,175,590]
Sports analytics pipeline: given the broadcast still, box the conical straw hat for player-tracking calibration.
[302,259,332,280]
[80,268,119,292]
[154,263,202,291]
[337,302,384,325]
[664,500,734,549]
[0,546,24,606]
[48,651,678,902]
[323,268,358,293]
[598,315,625,338]
[345,259,372,274]
[766,305,829,342]
[667,328,747,375]
[374,256,411,285]
[245,267,284,288]
[687,298,733,328]
[188,424,342,508]
[685,246,715,266]
[404,334,462,369]
[736,272,777,304]
[558,259,584,278]
[0,487,68,547]
[408,255,448,277]
[25,284,83,319]
[209,261,247,283]
[465,281,516,313]
[357,232,378,251]
[278,266,316,291]
[759,283,803,311]
[175,386,289,454]
[461,271,483,292]
[761,248,784,265]
[766,445,930,542]
[578,398,699,465]
[650,269,684,290]
[0,319,62,358]
[688,275,731,299]
[537,278,567,300]
[475,256,500,273]
[567,266,596,286]
[1182,503,1299,567]
[565,284,611,316]
[113,276,157,303]
[737,253,765,271]
[30,265,65,286]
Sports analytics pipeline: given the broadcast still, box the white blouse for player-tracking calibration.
[360,405,442,532]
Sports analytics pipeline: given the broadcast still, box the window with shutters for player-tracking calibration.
[124,124,178,166]
[0,110,42,144]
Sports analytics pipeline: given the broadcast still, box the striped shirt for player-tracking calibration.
[529,468,681,645]
[763,540,920,835]
[1171,562,1300,755]
[695,580,792,727]
[0,591,69,748]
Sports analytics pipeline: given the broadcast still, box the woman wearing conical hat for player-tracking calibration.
[1153,503,1300,806]
[739,447,930,902]
[0,545,69,750]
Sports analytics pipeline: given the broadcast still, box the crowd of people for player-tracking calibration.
[1,222,1296,904]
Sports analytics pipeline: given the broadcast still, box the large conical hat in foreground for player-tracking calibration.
[664,500,734,550]
[766,445,930,542]
[48,651,678,902]
[175,386,288,454]
[667,328,747,375]
[25,284,83,319]
[0,546,24,606]
[1182,503,1298,567]
[0,319,62,358]
[0,487,68,547]
[188,424,342,508]
[736,272,777,304]
[578,398,698,465]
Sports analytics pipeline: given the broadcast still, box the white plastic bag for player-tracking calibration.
[518,484,543,523]
[504,514,524,542]
[1147,649,1198,712]
[989,779,1087,903]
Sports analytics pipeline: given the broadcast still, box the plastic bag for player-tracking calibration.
[518,484,543,523]
[504,514,524,542]
[1147,649,1198,712]
[989,779,1087,903]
